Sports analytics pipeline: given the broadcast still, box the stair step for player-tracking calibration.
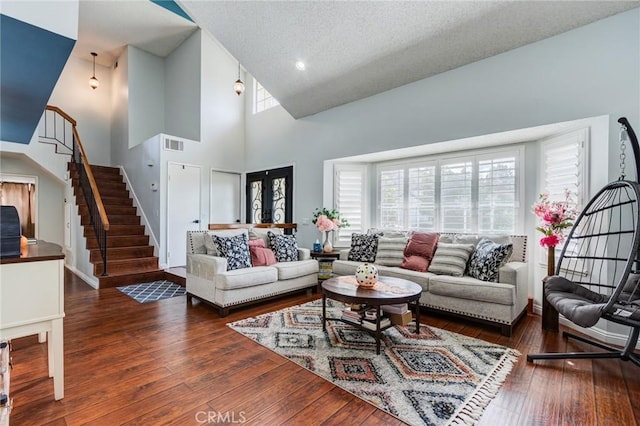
[81,214,140,226]
[78,196,133,207]
[74,185,129,199]
[84,225,145,237]
[70,169,123,183]
[94,257,159,276]
[89,245,154,262]
[98,269,166,289]
[90,164,121,175]
[79,204,137,216]
[72,177,126,191]
[86,235,149,249]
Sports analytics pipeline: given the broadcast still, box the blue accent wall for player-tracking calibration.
[0,14,75,144]
[150,0,193,22]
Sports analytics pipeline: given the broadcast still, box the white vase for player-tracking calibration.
[323,231,333,253]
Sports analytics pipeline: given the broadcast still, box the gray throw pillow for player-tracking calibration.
[466,239,513,282]
[376,236,409,267]
[428,243,475,276]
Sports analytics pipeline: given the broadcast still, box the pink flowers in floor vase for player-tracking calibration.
[532,190,578,248]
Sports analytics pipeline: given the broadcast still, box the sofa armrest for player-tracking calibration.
[187,253,228,280]
[339,249,350,260]
[298,247,311,260]
[498,261,528,299]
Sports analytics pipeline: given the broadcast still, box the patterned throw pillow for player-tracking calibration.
[269,231,299,262]
[348,233,380,263]
[428,243,475,277]
[212,233,252,270]
[467,239,514,282]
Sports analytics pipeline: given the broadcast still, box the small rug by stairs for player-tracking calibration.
[117,280,185,303]
[228,299,520,426]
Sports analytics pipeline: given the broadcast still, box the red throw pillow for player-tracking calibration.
[401,255,430,272]
[400,232,439,272]
[249,239,277,266]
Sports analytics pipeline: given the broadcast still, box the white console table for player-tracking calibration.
[0,241,65,400]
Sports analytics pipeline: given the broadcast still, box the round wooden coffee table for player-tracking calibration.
[321,275,423,354]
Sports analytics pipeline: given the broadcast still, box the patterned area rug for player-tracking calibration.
[117,280,185,303]
[228,299,520,425]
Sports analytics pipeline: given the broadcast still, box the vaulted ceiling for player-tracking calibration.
[180,1,638,118]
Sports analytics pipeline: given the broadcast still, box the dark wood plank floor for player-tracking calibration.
[7,269,640,425]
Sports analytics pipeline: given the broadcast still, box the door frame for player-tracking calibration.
[245,165,293,224]
[210,169,243,224]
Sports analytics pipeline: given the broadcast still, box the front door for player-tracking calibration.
[167,162,201,267]
[246,166,293,224]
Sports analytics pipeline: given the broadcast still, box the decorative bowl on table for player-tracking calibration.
[355,263,378,288]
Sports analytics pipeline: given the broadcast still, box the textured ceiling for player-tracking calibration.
[73,1,197,67]
[180,1,638,118]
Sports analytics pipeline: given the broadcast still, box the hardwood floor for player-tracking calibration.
[7,269,640,425]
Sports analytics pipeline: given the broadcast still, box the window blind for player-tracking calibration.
[334,165,366,244]
[440,161,473,233]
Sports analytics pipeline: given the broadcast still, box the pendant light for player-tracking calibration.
[89,52,99,90]
[233,62,244,96]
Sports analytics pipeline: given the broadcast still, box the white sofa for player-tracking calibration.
[186,228,318,316]
[332,232,528,336]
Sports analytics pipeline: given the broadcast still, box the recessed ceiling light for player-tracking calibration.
[295,61,306,71]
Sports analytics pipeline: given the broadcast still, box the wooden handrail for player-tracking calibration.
[71,126,109,231]
[45,105,77,126]
[45,105,110,275]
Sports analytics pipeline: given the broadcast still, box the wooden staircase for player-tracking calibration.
[70,163,165,288]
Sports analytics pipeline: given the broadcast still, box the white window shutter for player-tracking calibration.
[334,165,367,244]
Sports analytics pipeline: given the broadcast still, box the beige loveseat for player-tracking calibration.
[332,232,528,336]
[186,227,318,316]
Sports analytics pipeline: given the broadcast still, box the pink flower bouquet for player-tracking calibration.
[532,190,578,248]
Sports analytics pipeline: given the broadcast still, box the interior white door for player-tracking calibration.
[167,163,201,267]
[210,170,241,223]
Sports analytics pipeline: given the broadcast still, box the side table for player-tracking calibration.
[310,251,341,290]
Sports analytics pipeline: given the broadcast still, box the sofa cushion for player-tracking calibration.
[273,259,319,280]
[428,275,515,305]
[467,239,513,282]
[428,243,475,276]
[269,232,299,262]
[454,234,513,263]
[378,266,433,291]
[401,232,439,272]
[348,233,380,262]
[376,236,409,267]
[248,239,277,266]
[216,266,278,290]
[333,259,360,276]
[212,233,252,270]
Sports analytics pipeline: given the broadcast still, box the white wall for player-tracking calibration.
[48,55,113,165]
[201,33,245,172]
[245,9,640,250]
[128,46,165,148]
[165,30,201,141]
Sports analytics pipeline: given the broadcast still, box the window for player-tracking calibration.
[334,165,367,245]
[253,79,279,113]
[376,148,521,233]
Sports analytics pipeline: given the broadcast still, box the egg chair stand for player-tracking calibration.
[527,117,640,367]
